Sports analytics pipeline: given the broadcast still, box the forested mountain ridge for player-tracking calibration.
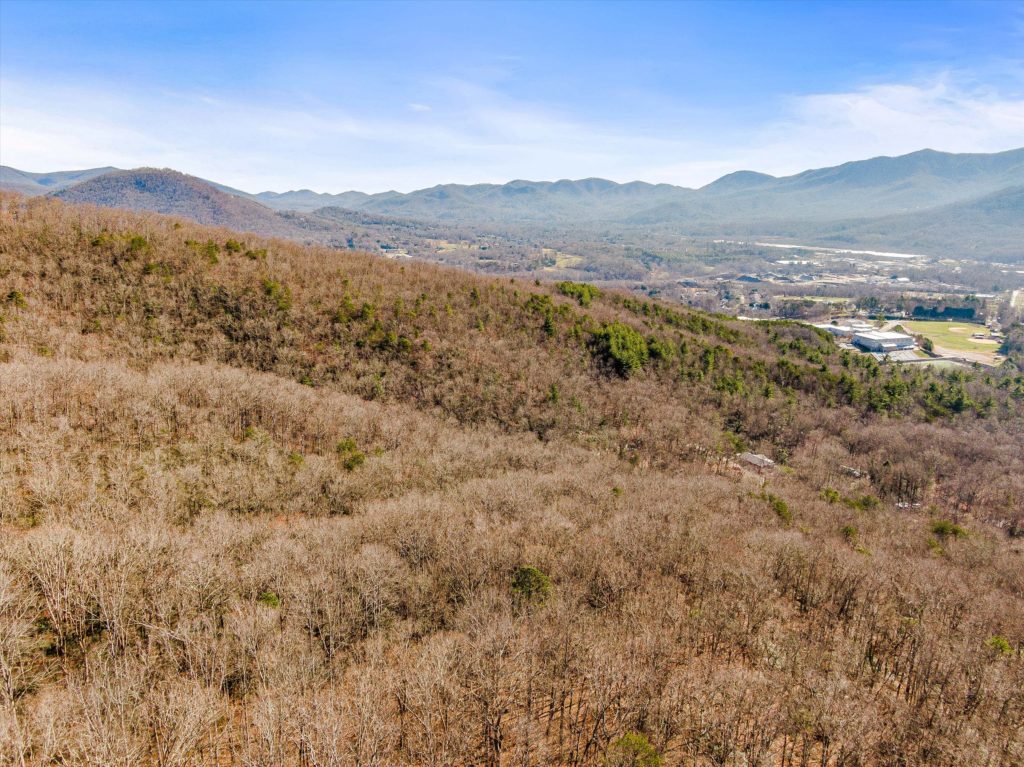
[782,185,1024,258]
[629,184,1024,260]
[4,148,1022,260]
[207,147,1023,221]
[0,193,1022,765]
[336,147,1024,224]
[51,168,314,237]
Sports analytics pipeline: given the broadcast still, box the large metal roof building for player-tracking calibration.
[853,330,916,353]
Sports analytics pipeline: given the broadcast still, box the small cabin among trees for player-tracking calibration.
[737,452,775,471]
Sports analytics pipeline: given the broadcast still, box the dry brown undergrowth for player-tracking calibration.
[0,195,1022,766]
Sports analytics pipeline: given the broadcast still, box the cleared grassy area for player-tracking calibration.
[914,358,970,370]
[431,239,475,253]
[541,247,585,268]
[899,320,999,358]
[778,295,854,304]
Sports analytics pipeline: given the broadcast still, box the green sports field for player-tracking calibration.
[897,320,1001,362]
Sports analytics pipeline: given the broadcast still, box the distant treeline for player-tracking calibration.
[912,305,977,320]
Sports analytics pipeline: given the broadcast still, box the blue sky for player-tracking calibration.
[1,0,1022,192]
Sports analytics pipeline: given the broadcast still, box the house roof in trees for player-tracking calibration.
[738,452,775,468]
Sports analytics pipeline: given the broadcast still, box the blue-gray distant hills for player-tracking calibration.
[3,147,1022,259]
[0,165,116,196]
[233,147,1024,224]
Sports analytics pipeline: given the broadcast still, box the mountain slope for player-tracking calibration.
[51,167,310,237]
[791,185,1024,258]
[699,170,776,194]
[255,188,381,212]
[7,149,1022,223]
[5,147,1022,258]
[347,178,693,222]
[326,148,1024,225]
[622,185,1024,260]
[201,180,384,212]
[1,194,1022,766]
[628,148,1024,224]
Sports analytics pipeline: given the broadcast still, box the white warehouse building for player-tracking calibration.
[813,320,876,339]
[853,330,916,353]
[813,323,855,338]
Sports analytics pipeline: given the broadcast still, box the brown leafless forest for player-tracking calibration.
[1,194,1022,766]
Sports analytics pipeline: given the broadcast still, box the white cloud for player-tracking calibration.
[1,72,1021,192]
[639,75,1024,186]
[772,77,1024,161]
[0,76,676,190]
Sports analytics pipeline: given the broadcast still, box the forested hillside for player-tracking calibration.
[634,185,1024,261]
[243,148,1024,224]
[5,148,1023,261]
[52,168,312,237]
[1,193,1022,766]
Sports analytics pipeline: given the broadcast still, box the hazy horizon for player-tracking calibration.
[6,144,1023,198]
[2,0,1023,193]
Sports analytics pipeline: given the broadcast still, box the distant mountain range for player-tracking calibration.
[799,184,1024,259]
[201,147,1024,224]
[626,148,1024,225]
[3,147,1022,259]
[646,184,1024,259]
[0,165,116,196]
